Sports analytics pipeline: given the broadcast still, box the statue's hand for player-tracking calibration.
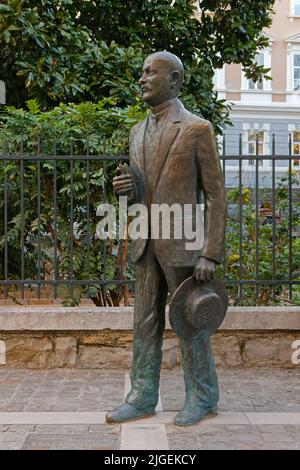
[113,163,133,196]
[194,257,216,283]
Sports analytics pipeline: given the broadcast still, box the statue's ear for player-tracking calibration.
[171,70,180,89]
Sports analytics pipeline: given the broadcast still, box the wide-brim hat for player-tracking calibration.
[169,276,228,338]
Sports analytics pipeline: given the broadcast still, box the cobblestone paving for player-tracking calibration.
[0,424,120,450]
[167,423,300,450]
[0,369,124,412]
[0,367,299,450]
[160,368,300,413]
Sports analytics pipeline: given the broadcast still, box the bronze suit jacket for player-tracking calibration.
[128,98,226,267]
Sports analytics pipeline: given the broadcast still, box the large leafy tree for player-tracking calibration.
[0,0,275,131]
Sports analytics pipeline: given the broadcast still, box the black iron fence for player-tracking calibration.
[0,134,300,306]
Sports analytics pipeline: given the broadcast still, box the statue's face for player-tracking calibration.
[139,57,176,106]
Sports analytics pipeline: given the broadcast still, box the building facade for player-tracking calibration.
[215,0,300,188]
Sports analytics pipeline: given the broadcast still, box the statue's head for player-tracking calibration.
[139,51,184,106]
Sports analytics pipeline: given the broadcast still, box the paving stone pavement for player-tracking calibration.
[0,367,299,450]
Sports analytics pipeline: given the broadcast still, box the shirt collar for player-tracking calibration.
[150,98,178,123]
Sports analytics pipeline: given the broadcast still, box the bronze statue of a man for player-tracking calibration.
[106,51,226,426]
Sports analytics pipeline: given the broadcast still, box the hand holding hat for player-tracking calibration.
[169,276,228,339]
[194,257,216,282]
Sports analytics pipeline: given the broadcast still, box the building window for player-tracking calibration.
[293,54,300,91]
[248,53,264,90]
[217,134,224,157]
[292,131,300,166]
[293,0,300,15]
[241,46,272,92]
[246,130,264,165]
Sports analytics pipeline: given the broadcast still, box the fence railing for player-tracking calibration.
[0,134,300,306]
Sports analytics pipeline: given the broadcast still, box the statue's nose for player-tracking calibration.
[139,73,146,84]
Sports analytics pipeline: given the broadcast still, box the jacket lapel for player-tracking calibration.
[134,117,148,175]
[152,100,183,190]
[133,100,183,199]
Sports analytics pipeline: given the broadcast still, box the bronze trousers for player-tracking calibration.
[125,241,219,410]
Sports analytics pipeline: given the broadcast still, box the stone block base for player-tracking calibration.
[0,306,299,369]
[0,330,299,369]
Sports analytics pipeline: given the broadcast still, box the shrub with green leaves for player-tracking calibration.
[224,175,300,305]
[0,99,147,306]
